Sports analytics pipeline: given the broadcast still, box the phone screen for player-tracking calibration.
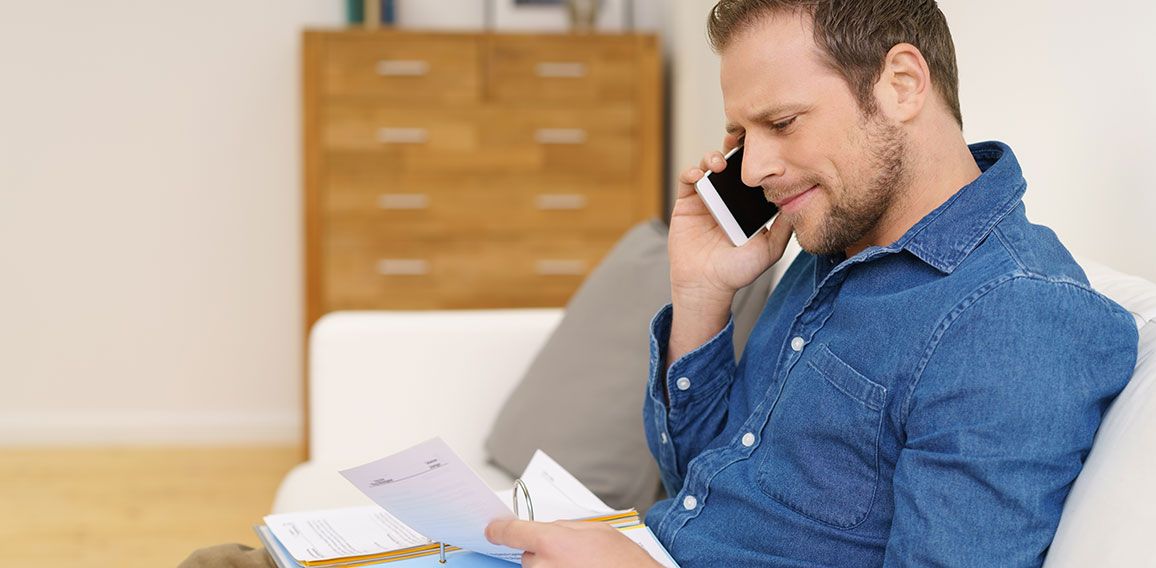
[704,146,779,238]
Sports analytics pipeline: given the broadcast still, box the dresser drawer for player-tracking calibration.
[323,34,481,103]
[323,104,637,177]
[486,35,640,103]
[322,235,620,309]
[321,105,530,173]
[323,104,479,152]
[483,106,637,177]
[323,158,643,234]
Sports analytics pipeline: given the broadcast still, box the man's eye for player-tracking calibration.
[771,117,797,131]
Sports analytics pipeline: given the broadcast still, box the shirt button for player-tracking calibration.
[790,336,805,351]
[675,377,691,391]
[682,495,698,510]
[660,432,668,444]
[741,432,755,447]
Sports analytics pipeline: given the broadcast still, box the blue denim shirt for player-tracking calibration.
[643,142,1138,567]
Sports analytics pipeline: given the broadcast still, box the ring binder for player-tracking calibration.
[512,478,535,521]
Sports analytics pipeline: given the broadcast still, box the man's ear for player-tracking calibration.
[874,42,930,123]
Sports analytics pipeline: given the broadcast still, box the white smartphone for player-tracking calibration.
[693,145,779,246]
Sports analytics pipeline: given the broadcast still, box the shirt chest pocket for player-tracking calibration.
[756,343,886,529]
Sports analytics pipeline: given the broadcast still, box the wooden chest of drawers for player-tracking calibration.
[303,30,664,328]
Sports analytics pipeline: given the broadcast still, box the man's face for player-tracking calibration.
[720,12,910,256]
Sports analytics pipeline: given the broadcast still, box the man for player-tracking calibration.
[487,0,1138,566]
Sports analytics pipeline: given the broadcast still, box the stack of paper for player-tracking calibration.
[259,505,448,566]
[254,438,678,567]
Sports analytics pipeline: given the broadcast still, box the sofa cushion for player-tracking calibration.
[1044,259,1156,567]
[484,218,777,513]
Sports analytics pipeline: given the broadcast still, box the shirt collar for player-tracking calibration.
[888,140,1026,274]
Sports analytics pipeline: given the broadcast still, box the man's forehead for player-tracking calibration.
[719,11,838,125]
[719,9,823,70]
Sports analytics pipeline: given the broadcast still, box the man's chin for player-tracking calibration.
[791,229,823,256]
[795,239,832,256]
[793,224,845,257]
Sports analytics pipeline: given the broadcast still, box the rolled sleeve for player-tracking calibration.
[644,304,741,496]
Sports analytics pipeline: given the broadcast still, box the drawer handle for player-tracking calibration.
[535,194,587,210]
[536,259,586,276]
[535,62,588,78]
[534,128,587,145]
[377,259,430,276]
[378,194,431,210]
[375,60,430,76]
[377,127,428,144]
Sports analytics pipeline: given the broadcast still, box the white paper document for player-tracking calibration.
[339,437,522,562]
[495,449,619,522]
[263,505,432,562]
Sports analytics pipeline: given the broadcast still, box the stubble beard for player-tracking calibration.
[789,112,911,257]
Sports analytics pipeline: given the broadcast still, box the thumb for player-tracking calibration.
[758,214,794,263]
[485,519,541,551]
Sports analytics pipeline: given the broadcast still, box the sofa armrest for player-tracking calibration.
[272,308,563,513]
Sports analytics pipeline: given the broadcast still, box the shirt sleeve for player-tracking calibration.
[643,304,741,497]
[883,276,1138,567]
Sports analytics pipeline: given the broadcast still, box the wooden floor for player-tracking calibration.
[1,446,302,568]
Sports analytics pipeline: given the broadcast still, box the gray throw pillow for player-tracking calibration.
[484,218,776,513]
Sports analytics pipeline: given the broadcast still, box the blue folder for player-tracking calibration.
[255,525,515,568]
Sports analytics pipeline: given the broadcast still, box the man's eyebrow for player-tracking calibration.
[725,104,810,135]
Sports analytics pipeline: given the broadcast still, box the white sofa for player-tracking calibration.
[272,308,563,514]
[271,260,1156,566]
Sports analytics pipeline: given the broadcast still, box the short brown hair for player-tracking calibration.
[707,0,963,127]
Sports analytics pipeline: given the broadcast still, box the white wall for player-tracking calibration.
[671,0,1156,282]
[0,1,343,444]
[942,0,1156,280]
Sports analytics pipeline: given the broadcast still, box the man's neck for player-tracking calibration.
[845,127,982,258]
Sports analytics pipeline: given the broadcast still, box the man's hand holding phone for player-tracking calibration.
[667,135,794,366]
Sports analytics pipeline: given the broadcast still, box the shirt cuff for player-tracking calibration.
[647,303,738,412]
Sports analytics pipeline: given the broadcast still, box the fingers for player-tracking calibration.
[699,150,727,174]
[722,132,740,153]
[486,519,543,552]
[552,520,604,531]
[489,519,654,568]
[757,214,795,263]
[677,148,729,199]
[676,165,705,198]
[486,519,609,552]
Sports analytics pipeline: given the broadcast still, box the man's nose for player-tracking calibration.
[741,137,786,188]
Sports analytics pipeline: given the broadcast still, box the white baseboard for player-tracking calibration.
[0,409,302,445]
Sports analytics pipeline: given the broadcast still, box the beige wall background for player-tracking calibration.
[0,1,344,444]
[1,1,1152,445]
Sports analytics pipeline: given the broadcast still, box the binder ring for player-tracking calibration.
[512,478,535,521]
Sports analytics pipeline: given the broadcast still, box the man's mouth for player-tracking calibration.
[771,185,819,214]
